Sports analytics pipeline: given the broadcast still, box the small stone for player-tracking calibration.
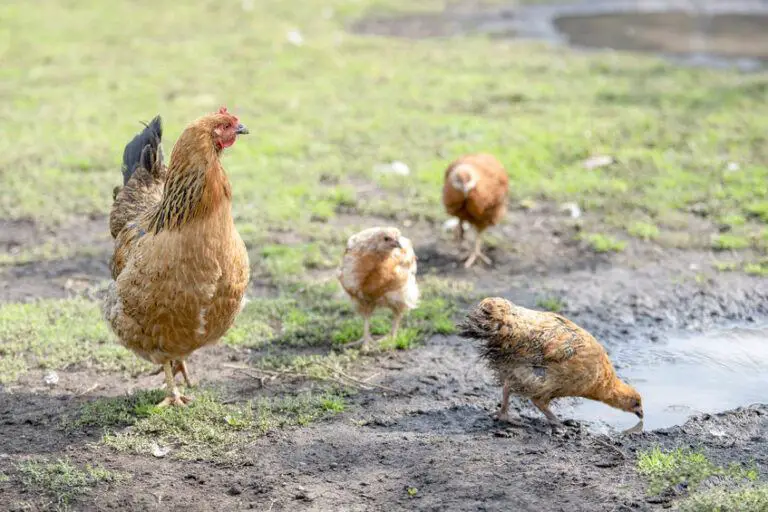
[43,371,59,387]
[560,202,581,219]
[151,443,171,458]
[228,486,242,496]
[286,30,304,46]
[374,161,410,176]
[582,155,615,170]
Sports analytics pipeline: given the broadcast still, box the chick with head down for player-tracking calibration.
[460,297,643,426]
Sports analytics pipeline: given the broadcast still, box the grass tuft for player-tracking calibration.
[536,296,567,313]
[17,458,127,508]
[637,446,758,496]
[0,298,152,384]
[103,389,346,463]
[581,233,627,253]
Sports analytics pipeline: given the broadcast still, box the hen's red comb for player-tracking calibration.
[218,106,229,114]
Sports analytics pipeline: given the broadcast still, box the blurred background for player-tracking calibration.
[1,0,766,292]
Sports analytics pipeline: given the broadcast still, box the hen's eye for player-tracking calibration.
[383,236,392,242]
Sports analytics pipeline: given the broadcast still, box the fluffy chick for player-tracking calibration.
[442,154,509,268]
[338,227,419,352]
[460,298,643,425]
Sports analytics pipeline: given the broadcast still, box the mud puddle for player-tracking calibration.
[564,324,768,433]
[352,0,768,70]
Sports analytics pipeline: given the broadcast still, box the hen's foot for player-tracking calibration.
[157,394,193,408]
[464,249,492,268]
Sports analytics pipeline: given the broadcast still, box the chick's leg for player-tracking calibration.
[389,310,403,342]
[531,398,561,425]
[464,231,492,268]
[157,361,193,408]
[342,312,374,353]
[497,380,511,422]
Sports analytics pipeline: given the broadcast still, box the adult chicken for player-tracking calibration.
[460,298,643,425]
[442,154,509,268]
[104,108,250,407]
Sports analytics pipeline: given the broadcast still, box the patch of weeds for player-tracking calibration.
[379,327,420,350]
[712,233,750,251]
[536,296,566,313]
[0,298,152,384]
[17,458,126,508]
[718,213,747,228]
[104,389,345,463]
[580,233,627,253]
[419,275,476,301]
[64,389,166,430]
[680,484,768,512]
[746,201,768,223]
[637,446,758,496]
[0,472,9,483]
[744,260,768,277]
[407,487,419,498]
[259,243,338,283]
[714,261,740,272]
[627,221,660,241]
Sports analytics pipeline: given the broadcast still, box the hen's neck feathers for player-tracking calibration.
[147,127,232,234]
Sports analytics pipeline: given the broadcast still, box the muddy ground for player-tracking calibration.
[1,199,767,511]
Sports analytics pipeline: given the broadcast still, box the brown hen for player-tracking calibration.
[442,154,509,268]
[338,227,419,352]
[460,298,643,425]
[104,108,250,407]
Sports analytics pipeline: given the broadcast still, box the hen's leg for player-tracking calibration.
[531,398,561,425]
[174,360,194,388]
[464,231,492,268]
[157,361,193,408]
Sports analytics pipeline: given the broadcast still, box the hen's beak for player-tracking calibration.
[635,409,644,419]
[235,123,249,135]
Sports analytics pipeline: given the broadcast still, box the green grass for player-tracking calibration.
[536,296,567,313]
[680,484,768,512]
[627,221,660,241]
[16,458,127,508]
[580,233,627,253]
[712,233,751,251]
[101,389,346,463]
[0,298,152,384]
[0,0,765,266]
[224,279,459,353]
[637,446,758,497]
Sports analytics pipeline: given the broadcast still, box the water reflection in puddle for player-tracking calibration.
[560,325,768,433]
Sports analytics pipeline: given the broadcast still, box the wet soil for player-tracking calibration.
[351,0,768,70]
[1,201,767,510]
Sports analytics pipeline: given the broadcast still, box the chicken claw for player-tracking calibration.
[341,316,375,353]
[464,236,492,268]
[157,394,193,408]
[157,361,193,407]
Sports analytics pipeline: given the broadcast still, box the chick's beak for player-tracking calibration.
[235,123,249,135]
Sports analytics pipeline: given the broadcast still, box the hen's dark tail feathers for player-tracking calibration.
[121,116,163,186]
